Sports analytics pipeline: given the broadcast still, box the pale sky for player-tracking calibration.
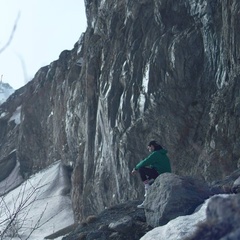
[0,0,87,90]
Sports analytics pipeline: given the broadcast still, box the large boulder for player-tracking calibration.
[141,197,209,240]
[232,176,240,194]
[145,173,211,227]
[210,168,240,194]
[185,194,240,240]
[62,200,151,240]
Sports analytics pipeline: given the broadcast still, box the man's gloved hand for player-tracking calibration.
[131,168,138,175]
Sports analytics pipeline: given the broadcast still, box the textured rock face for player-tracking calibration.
[61,200,150,240]
[0,48,81,178]
[0,0,240,222]
[185,194,240,240]
[144,173,211,227]
[232,176,240,193]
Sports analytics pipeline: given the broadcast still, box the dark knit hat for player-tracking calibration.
[148,140,163,150]
[148,140,158,146]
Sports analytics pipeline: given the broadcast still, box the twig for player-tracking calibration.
[0,12,21,54]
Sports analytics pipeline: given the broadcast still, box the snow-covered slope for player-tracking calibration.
[0,82,14,105]
[140,200,208,240]
[0,161,74,240]
[141,194,232,240]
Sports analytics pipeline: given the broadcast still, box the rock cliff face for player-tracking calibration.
[0,0,240,222]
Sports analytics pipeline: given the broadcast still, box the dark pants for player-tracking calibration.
[138,167,159,182]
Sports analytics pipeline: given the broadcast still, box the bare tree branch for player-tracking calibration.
[0,12,21,54]
[0,173,68,239]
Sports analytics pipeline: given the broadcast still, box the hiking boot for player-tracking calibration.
[148,179,155,185]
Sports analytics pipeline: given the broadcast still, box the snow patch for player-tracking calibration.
[216,68,228,89]
[210,139,215,149]
[141,194,232,240]
[141,198,209,240]
[139,93,145,114]
[143,63,150,93]
[0,84,14,105]
[91,17,96,29]
[0,161,74,240]
[170,42,176,68]
[9,106,22,125]
[100,0,106,8]
[138,63,150,114]
[0,111,7,118]
[77,34,84,54]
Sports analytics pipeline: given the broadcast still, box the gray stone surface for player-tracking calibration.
[185,194,240,240]
[0,151,16,182]
[221,228,240,240]
[108,216,133,233]
[210,169,240,194]
[62,200,150,240]
[232,176,240,194]
[144,173,211,227]
[0,0,240,223]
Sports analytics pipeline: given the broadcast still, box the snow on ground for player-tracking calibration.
[141,194,231,240]
[0,84,14,105]
[0,161,74,240]
[9,106,22,125]
[140,199,209,240]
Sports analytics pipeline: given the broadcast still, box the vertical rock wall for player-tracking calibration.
[70,0,240,221]
[0,0,240,222]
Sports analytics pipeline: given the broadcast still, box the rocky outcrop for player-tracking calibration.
[61,200,151,240]
[55,172,239,240]
[210,168,240,194]
[71,0,240,221]
[0,82,14,105]
[141,170,240,240]
[232,176,240,193]
[0,0,240,223]
[0,46,82,178]
[185,194,240,240]
[141,194,240,240]
[144,173,211,227]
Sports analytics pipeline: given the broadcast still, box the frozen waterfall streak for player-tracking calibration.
[98,95,120,200]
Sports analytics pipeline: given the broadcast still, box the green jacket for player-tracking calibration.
[135,149,171,174]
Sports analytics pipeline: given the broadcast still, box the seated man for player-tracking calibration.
[131,140,171,208]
